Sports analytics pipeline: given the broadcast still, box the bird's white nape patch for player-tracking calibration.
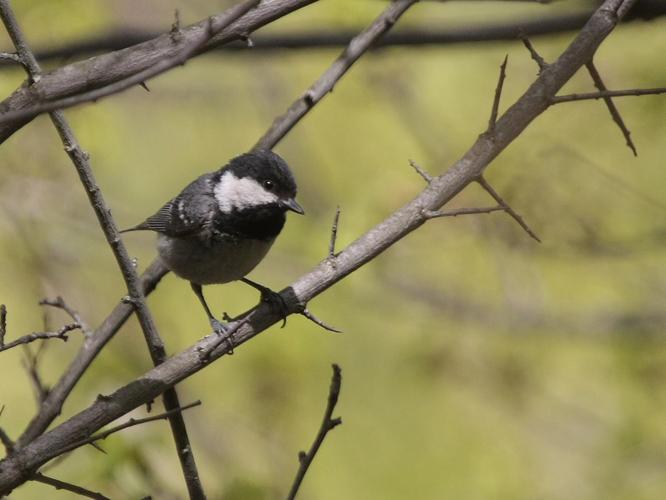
[214,171,279,213]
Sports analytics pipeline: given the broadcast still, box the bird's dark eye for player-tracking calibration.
[263,180,274,191]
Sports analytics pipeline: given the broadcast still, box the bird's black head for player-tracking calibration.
[214,150,304,215]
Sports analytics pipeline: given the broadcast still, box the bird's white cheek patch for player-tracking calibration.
[214,172,278,213]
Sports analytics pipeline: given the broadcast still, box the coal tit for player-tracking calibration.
[122,150,304,332]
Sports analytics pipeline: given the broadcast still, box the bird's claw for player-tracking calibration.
[259,289,289,328]
[209,317,228,335]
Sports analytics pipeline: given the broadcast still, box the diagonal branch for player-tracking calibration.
[0,2,205,498]
[0,0,260,126]
[0,0,319,144]
[477,176,541,242]
[585,60,637,155]
[31,473,109,500]
[286,364,342,500]
[487,55,509,134]
[423,206,505,219]
[253,0,419,151]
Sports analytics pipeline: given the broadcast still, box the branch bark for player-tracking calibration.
[0,0,638,493]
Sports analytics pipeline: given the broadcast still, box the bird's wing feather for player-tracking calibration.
[122,173,218,237]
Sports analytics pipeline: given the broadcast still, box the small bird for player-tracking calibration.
[122,150,304,333]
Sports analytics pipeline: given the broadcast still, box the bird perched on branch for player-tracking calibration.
[122,150,304,333]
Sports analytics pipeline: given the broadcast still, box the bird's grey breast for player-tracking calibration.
[156,232,275,285]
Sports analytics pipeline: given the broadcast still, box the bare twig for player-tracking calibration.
[286,364,342,500]
[253,0,419,151]
[0,0,260,124]
[0,304,6,348]
[551,86,666,103]
[585,60,637,155]
[0,51,20,64]
[22,343,50,405]
[520,36,547,71]
[477,176,541,242]
[328,207,341,258]
[31,473,110,500]
[409,159,433,183]
[57,401,202,457]
[0,406,14,454]
[0,323,80,353]
[423,205,505,219]
[0,3,205,497]
[487,55,509,134]
[300,309,342,334]
[39,297,91,336]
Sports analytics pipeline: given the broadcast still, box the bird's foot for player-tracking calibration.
[209,317,228,335]
[259,288,289,328]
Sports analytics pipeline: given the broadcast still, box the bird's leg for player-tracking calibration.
[190,282,226,334]
[240,277,289,328]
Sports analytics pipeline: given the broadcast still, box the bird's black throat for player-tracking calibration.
[216,204,286,241]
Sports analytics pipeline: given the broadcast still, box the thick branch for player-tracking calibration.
[0,0,319,144]
[286,364,342,500]
[0,1,638,493]
[253,0,419,150]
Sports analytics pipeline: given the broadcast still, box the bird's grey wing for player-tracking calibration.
[122,174,217,237]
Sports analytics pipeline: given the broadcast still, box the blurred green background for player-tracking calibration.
[1,1,666,498]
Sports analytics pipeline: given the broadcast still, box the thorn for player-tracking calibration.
[408,159,433,183]
[139,81,150,92]
[301,308,342,333]
[487,55,509,135]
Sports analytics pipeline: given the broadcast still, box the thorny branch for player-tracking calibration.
[286,364,342,500]
[1,0,662,495]
[585,60,637,156]
[0,1,205,497]
[31,473,110,500]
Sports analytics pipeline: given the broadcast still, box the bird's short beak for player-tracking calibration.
[283,198,305,215]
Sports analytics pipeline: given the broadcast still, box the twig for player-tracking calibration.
[39,296,91,336]
[487,55,508,134]
[408,159,433,183]
[31,473,110,500]
[22,343,50,405]
[0,51,20,64]
[300,309,342,334]
[0,0,260,124]
[253,0,419,151]
[551,86,666,103]
[0,304,6,348]
[0,323,80,353]
[57,401,202,457]
[520,36,547,71]
[477,176,541,242]
[286,364,342,500]
[0,3,206,497]
[328,206,341,258]
[423,205,505,219]
[585,60,637,156]
[0,405,14,454]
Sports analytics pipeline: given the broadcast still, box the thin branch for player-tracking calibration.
[487,55,509,134]
[286,364,342,500]
[423,205,505,219]
[585,60,637,155]
[477,176,541,242]
[0,51,20,64]
[409,159,433,183]
[0,304,6,348]
[22,343,50,406]
[0,0,260,125]
[253,0,419,151]
[31,473,110,500]
[520,36,547,71]
[551,86,666,103]
[0,0,320,144]
[39,297,91,336]
[0,2,205,497]
[57,401,202,457]
[0,323,80,353]
[0,0,643,492]
[0,406,14,454]
[300,309,342,334]
[328,206,341,258]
